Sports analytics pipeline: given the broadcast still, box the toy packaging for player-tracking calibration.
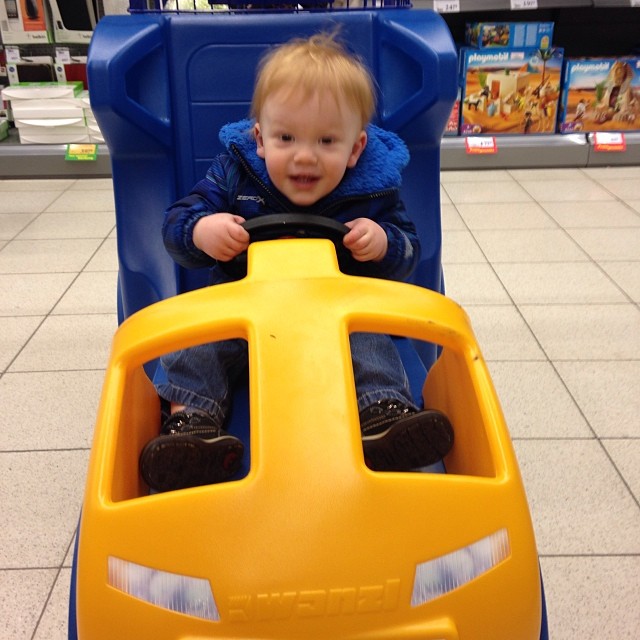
[444,87,460,136]
[466,22,554,51]
[0,0,51,44]
[460,47,564,136]
[558,57,640,133]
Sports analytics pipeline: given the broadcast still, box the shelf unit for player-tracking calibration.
[1,0,639,176]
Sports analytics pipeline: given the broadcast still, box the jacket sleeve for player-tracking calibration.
[162,155,236,270]
[337,195,420,283]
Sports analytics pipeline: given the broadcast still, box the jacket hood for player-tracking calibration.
[218,118,410,200]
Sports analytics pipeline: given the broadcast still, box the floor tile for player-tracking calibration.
[1,568,57,640]
[456,201,556,230]
[519,179,616,203]
[0,212,38,239]
[44,189,116,213]
[540,556,640,640]
[464,305,546,361]
[0,238,103,274]
[509,167,588,182]
[489,361,591,439]
[593,177,640,201]
[0,273,75,316]
[566,227,640,262]
[84,238,119,271]
[0,316,42,371]
[520,304,640,361]
[0,190,63,214]
[492,262,628,304]
[52,271,118,315]
[603,439,640,503]
[1,450,88,567]
[15,211,116,240]
[440,203,466,231]
[440,169,513,183]
[554,361,640,438]
[599,261,640,302]
[441,229,486,264]
[33,568,71,640]
[514,439,640,555]
[8,314,117,373]
[442,180,533,205]
[442,263,511,305]
[0,179,74,192]
[472,229,589,263]
[541,200,640,228]
[0,370,104,450]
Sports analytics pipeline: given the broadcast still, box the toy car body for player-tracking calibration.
[72,236,544,639]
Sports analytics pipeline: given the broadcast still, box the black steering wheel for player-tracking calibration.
[220,214,350,278]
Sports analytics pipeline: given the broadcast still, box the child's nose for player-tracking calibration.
[294,144,318,165]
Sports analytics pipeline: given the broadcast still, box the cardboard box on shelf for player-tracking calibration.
[10,95,85,118]
[465,22,554,51]
[1,81,84,100]
[0,0,51,44]
[48,0,96,44]
[459,47,564,136]
[558,57,640,133]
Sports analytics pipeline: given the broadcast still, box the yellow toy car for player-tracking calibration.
[70,216,547,639]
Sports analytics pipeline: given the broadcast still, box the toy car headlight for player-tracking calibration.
[108,556,220,621]
[411,528,510,606]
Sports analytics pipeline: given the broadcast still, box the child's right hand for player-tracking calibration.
[193,213,250,261]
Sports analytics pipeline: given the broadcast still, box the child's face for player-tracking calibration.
[254,88,367,207]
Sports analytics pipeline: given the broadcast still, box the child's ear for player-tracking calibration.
[254,122,265,159]
[347,130,367,168]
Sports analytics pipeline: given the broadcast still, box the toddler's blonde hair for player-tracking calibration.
[250,32,376,128]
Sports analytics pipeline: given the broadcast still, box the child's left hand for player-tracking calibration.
[343,218,388,262]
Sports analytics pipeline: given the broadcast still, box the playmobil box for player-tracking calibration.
[0,0,51,44]
[460,47,564,136]
[444,88,461,136]
[466,22,554,51]
[558,57,640,133]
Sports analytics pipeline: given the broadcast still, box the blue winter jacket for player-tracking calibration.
[162,119,420,283]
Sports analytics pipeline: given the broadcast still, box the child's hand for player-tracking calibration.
[343,218,388,262]
[193,213,250,261]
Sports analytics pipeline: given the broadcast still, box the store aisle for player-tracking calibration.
[1,167,639,639]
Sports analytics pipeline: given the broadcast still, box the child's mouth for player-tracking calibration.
[291,174,319,187]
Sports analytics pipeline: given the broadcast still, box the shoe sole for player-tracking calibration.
[362,411,453,472]
[140,434,244,493]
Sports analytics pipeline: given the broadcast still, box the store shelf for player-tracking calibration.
[2,132,638,177]
[413,1,595,10]
[441,132,640,169]
[0,129,111,178]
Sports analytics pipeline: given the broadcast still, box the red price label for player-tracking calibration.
[593,132,627,152]
[465,137,498,155]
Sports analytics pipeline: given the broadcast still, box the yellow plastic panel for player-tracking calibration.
[77,240,541,640]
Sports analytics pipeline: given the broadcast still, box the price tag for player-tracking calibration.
[465,136,498,155]
[433,0,460,13]
[511,0,538,9]
[66,144,99,161]
[55,48,72,64]
[593,132,626,152]
[5,47,21,63]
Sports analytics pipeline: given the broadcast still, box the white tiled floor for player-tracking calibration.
[1,167,639,639]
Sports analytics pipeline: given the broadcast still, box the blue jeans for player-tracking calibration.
[156,333,415,427]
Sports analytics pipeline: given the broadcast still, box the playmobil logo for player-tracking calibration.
[570,62,611,73]
[226,578,401,622]
[467,51,514,65]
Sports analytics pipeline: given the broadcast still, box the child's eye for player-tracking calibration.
[279,134,294,142]
[319,137,334,145]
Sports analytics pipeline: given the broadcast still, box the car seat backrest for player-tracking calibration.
[88,9,456,323]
